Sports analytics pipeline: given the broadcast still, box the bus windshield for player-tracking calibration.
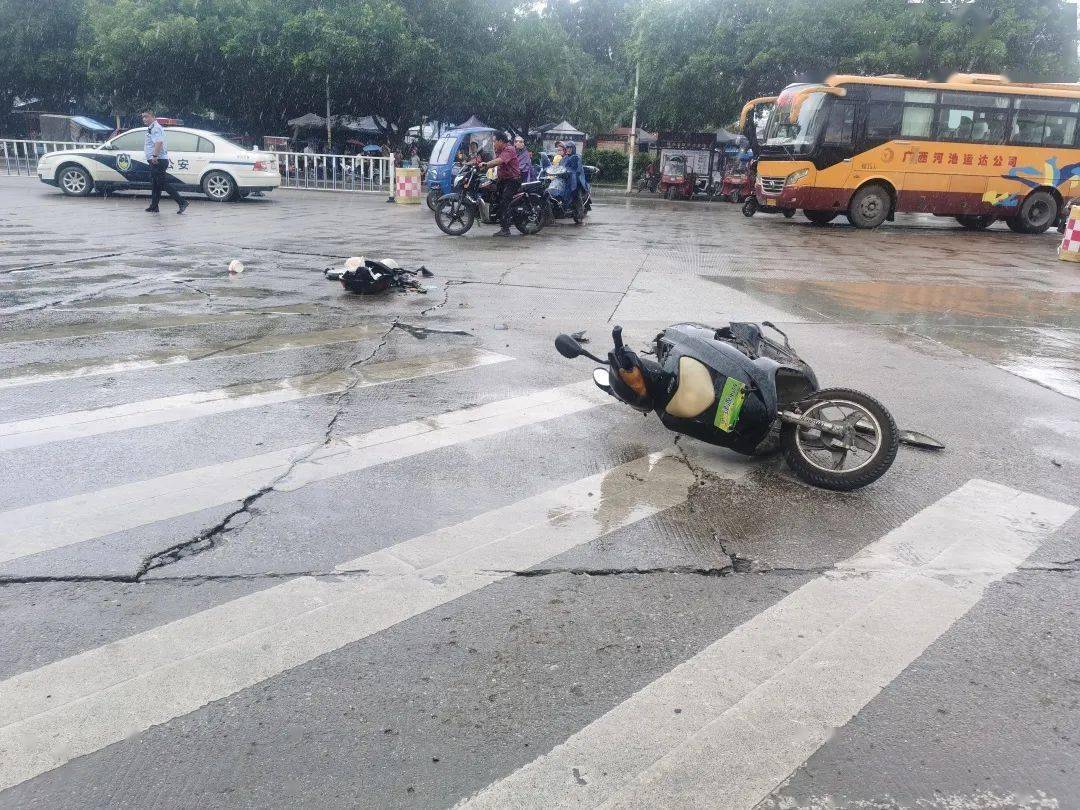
[763,93,828,153]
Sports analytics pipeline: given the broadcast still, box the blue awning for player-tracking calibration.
[71,116,112,132]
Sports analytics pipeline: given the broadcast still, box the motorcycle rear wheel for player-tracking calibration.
[435,198,475,236]
[572,194,586,224]
[780,388,898,491]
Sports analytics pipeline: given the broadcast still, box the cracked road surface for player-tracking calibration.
[1,177,1079,809]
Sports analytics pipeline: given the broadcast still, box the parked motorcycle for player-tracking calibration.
[742,196,796,219]
[555,322,903,491]
[637,172,659,195]
[541,152,594,225]
[433,162,545,236]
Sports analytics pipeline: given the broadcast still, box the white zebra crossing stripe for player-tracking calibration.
[0,323,385,389]
[0,381,609,566]
[461,480,1076,810]
[0,448,751,793]
[0,348,512,451]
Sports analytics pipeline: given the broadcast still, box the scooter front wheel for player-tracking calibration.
[780,388,898,491]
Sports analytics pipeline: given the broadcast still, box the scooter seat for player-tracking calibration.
[665,356,715,418]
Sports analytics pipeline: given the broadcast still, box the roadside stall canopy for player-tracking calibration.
[455,115,490,130]
[38,114,112,142]
[338,115,389,135]
[542,120,587,153]
[287,112,327,129]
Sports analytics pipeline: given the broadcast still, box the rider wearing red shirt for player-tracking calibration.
[483,132,522,237]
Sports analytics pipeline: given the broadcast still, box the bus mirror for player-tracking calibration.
[788,86,847,124]
[739,97,777,132]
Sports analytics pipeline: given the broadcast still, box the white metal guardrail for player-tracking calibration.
[1,139,92,176]
[273,151,394,194]
[1,139,398,195]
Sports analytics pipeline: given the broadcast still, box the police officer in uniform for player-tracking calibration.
[141,109,188,214]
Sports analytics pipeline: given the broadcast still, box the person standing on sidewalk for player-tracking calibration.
[141,109,187,214]
[482,132,521,237]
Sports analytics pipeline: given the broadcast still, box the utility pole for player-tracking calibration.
[325,74,332,151]
[625,63,640,195]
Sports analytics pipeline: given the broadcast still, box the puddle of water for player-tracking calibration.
[0,321,386,387]
[914,325,1080,401]
[706,276,1080,328]
[0,304,320,345]
[57,291,206,310]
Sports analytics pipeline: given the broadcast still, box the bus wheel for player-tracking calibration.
[956,214,995,231]
[848,184,890,229]
[804,209,838,225]
[1016,190,1057,234]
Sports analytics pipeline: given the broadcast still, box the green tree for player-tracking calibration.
[484,14,584,136]
[0,0,88,133]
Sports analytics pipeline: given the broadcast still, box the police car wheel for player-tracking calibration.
[202,171,237,202]
[58,165,92,197]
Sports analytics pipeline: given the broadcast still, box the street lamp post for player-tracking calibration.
[325,74,332,151]
[625,63,640,195]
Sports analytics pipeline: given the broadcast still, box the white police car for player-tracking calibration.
[37,127,281,201]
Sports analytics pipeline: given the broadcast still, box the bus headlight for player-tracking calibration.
[785,169,809,186]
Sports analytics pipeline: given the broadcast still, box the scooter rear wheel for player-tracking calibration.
[780,388,898,491]
[513,199,545,235]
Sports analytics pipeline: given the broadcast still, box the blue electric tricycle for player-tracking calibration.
[425,127,496,210]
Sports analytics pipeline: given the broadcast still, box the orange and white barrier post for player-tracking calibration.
[1058,204,1080,262]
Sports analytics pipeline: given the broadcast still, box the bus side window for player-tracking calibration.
[823,102,855,145]
[866,102,902,141]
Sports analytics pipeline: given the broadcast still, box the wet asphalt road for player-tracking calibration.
[1,176,1078,810]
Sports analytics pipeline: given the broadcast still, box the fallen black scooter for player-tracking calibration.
[556,323,919,491]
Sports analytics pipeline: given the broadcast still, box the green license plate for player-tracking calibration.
[713,377,747,432]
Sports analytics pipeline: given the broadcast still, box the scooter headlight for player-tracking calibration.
[785,169,809,186]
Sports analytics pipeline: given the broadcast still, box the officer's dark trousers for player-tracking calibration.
[149,159,184,209]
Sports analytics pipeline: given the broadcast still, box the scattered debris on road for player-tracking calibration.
[324,258,433,295]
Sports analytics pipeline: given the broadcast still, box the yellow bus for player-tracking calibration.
[741,73,1080,232]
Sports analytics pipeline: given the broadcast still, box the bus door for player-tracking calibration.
[815,99,857,206]
[895,92,947,212]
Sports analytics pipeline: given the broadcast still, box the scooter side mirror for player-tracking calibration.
[592,368,613,393]
[555,333,585,359]
[555,334,606,363]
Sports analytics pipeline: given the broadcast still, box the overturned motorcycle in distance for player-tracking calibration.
[434,162,546,236]
[556,323,941,491]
